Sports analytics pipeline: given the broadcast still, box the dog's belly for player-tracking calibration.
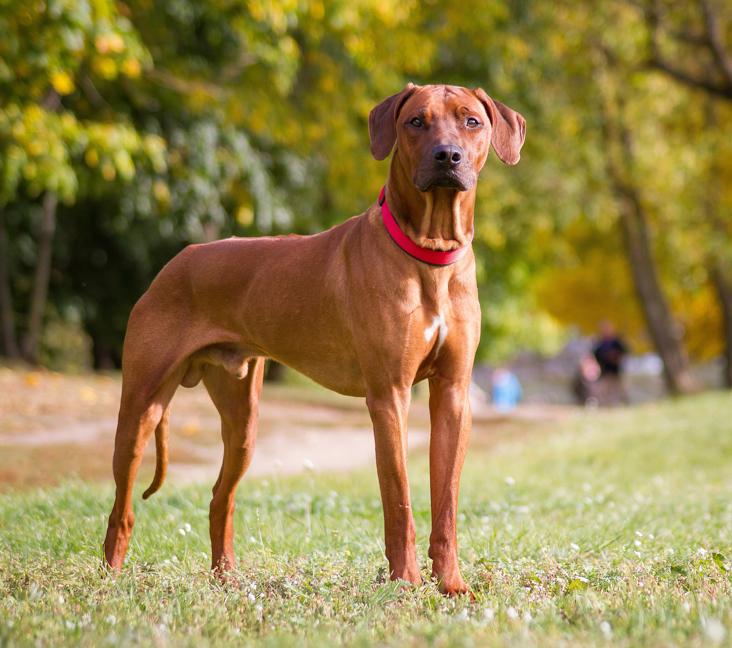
[275,352,368,397]
[231,294,369,397]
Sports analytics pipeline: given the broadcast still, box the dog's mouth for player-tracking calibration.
[414,169,473,193]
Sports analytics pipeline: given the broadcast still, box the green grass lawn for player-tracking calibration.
[1,393,731,647]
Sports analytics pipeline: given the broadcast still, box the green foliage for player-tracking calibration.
[1,0,730,365]
[0,0,148,102]
[0,103,166,205]
[0,0,159,204]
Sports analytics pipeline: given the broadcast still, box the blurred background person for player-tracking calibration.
[491,367,523,413]
[593,320,629,406]
[572,353,601,407]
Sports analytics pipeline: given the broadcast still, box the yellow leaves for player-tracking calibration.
[94,33,125,55]
[235,205,254,227]
[547,31,569,57]
[505,35,530,61]
[26,140,44,157]
[345,0,417,28]
[0,59,13,83]
[188,87,217,112]
[246,0,296,34]
[81,126,166,182]
[153,180,170,208]
[0,6,164,203]
[247,0,266,23]
[279,35,298,59]
[477,221,506,249]
[121,58,141,78]
[23,104,44,123]
[84,148,99,167]
[558,113,581,139]
[245,107,269,138]
[23,161,37,181]
[5,144,23,162]
[343,33,375,66]
[674,286,722,362]
[308,0,324,21]
[59,113,77,132]
[113,149,135,181]
[90,0,114,21]
[533,249,646,347]
[93,57,118,80]
[101,161,116,181]
[305,123,326,141]
[92,28,145,82]
[50,70,75,95]
[143,135,167,174]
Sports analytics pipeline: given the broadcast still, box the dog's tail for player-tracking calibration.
[142,407,170,499]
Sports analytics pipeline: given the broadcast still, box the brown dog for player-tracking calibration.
[103,83,525,596]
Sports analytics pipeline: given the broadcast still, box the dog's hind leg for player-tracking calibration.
[103,357,184,570]
[203,357,265,573]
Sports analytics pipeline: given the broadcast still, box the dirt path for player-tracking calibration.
[0,367,569,490]
[0,368,426,489]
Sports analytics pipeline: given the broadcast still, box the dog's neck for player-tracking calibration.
[385,152,476,252]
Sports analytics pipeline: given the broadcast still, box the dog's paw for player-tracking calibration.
[438,578,474,599]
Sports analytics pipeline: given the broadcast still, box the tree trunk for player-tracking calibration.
[597,79,696,395]
[702,99,731,388]
[21,192,58,363]
[711,264,732,388]
[613,182,696,394]
[0,207,20,358]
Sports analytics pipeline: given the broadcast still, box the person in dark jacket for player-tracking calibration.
[592,320,629,405]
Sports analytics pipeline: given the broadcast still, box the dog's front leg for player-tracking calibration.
[427,375,471,596]
[366,387,421,585]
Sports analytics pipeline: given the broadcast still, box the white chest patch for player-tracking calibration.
[424,313,449,354]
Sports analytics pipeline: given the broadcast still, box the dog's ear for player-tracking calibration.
[474,88,526,165]
[368,83,417,160]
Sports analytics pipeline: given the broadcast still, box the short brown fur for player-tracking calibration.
[103,83,525,596]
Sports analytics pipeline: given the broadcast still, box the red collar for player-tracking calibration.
[378,186,471,266]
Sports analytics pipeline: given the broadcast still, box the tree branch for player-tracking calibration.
[647,57,732,98]
[699,0,732,85]
[642,0,732,99]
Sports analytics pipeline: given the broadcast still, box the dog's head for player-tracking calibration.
[369,83,526,192]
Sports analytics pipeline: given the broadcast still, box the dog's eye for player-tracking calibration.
[409,117,424,128]
[466,117,481,128]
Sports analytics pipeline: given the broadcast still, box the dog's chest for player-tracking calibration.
[409,273,476,357]
[422,312,449,354]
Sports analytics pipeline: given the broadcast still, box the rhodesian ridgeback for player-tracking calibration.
[103,83,525,596]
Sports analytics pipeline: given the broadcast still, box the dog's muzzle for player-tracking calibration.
[415,144,475,192]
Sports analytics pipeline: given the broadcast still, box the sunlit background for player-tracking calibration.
[2,3,732,645]
[1,0,731,398]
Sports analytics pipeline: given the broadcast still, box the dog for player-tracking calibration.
[103,83,525,596]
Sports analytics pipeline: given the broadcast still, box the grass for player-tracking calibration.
[1,392,731,646]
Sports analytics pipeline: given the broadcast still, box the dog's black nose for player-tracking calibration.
[433,144,463,168]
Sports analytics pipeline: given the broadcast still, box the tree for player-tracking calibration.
[0,1,165,362]
[1,0,729,380]
[638,0,732,386]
